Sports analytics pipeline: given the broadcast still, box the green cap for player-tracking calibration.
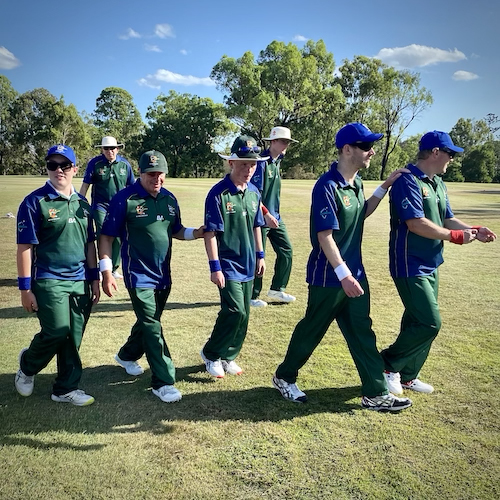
[218,135,270,161]
[139,150,168,174]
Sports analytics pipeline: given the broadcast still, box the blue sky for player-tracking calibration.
[1,0,499,139]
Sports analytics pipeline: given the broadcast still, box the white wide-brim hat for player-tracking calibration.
[94,136,124,148]
[218,153,270,161]
[263,126,298,143]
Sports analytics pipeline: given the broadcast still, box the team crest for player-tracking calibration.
[48,208,60,219]
[136,204,148,217]
[246,141,253,147]
[226,202,236,214]
[422,187,430,198]
[343,196,351,207]
[99,168,105,175]
[149,155,158,165]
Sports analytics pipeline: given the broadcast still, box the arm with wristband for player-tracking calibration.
[254,227,266,278]
[317,229,364,298]
[204,231,225,289]
[98,234,118,297]
[17,243,38,313]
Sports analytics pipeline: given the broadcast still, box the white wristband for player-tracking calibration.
[99,258,112,272]
[334,262,352,281]
[184,227,195,240]
[373,185,388,199]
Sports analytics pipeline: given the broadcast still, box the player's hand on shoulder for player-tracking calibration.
[383,168,412,189]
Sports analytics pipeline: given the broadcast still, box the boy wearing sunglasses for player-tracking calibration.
[273,123,413,411]
[80,136,134,279]
[201,136,268,378]
[382,131,497,395]
[15,144,100,406]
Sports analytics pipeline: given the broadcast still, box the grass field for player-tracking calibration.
[0,176,499,500]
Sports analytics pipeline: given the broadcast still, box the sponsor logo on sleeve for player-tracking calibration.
[17,220,27,232]
[401,197,410,210]
[320,207,331,219]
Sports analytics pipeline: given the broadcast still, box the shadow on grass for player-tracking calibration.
[452,206,500,219]
[0,278,17,287]
[0,301,219,319]
[0,365,363,450]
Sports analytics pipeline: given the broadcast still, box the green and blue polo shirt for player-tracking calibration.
[389,164,454,278]
[205,174,265,282]
[306,162,367,287]
[101,179,183,289]
[17,182,95,280]
[82,154,134,211]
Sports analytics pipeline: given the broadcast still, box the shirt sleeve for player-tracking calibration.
[254,195,265,228]
[172,200,183,235]
[82,158,96,184]
[443,183,454,219]
[311,179,340,233]
[101,194,127,238]
[250,161,265,193]
[205,190,224,233]
[125,160,135,186]
[390,174,425,221]
[16,195,40,245]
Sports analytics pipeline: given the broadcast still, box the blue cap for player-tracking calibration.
[45,144,76,164]
[419,131,464,153]
[335,122,384,149]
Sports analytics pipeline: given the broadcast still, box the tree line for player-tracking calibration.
[1,39,499,182]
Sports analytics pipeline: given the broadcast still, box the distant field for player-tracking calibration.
[0,176,499,500]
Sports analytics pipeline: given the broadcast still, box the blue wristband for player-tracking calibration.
[18,277,31,290]
[209,260,222,273]
[87,268,100,282]
[256,251,265,259]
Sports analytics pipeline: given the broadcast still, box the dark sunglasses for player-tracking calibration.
[46,160,73,171]
[237,146,261,154]
[103,146,117,151]
[439,148,456,159]
[350,142,374,152]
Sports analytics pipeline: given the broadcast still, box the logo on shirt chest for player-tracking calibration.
[136,204,148,218]
[119,168,126,175]
[268,169,274,178]
[343,195,352,208]
[226,202,236,214]
[251,201,258,213]
[422,187,430,199]
[48,208,60,221]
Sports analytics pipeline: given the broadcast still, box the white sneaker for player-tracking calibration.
[250,299,267,308]
[112,271,123,279]
[15,348,34,397]
[51,390,95,406]
[384,371,403,395]
[200,349,224,378]
[221,359,243,375]
[402,378,434,393]
[272,375,307,403]
[361,393,412,412]
[267,290,296,303]
[114,354,144,376]
[152,385,182,403]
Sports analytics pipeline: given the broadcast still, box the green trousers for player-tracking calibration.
[252,220,293,299]
[94,208,121,272]
[276,281,388,397]
[204,280,253,361]
[381,272,441,382]
[20,279,92,395]
[119,287,175,389]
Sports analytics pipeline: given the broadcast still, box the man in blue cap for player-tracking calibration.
[272,123,413,411]
[382,131,497,395]
[15,144,100,406]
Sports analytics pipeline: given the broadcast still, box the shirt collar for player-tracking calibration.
[263,148,283,162]
[46,180,76,199]
[329,161,350,188]
[409,163,430,180]
[223,174,244,195]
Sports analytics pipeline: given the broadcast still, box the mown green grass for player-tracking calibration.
[0,176,499,500]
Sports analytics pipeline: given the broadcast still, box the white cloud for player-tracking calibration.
[452,70,479,81]
[119,28,141,40]
[145,44,162,53]
[180,49,188,55]
[138,69,215,88]
[0,46,20,69]
[155,23,175,38]
[293,35,308,42]
[137,78,161,90]
[374,44,466,68]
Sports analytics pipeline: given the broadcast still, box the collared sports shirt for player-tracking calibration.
[389,164,454,278]
[250,148,283,221]
[205,174,265,282]
[101,179,182,289]
[83,154,134,210]
[306,162,367,287]
[17,182,94,280]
